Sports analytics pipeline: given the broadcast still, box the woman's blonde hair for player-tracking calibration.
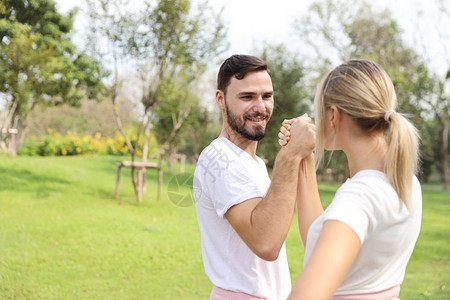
[314,59,420,209]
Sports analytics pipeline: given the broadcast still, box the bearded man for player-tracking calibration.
[193,55,315,300]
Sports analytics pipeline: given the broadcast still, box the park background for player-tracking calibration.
[0,0,449,299]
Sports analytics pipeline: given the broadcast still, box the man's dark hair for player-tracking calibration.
[217,54,270,93]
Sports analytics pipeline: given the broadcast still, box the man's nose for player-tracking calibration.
[252,96,265,112]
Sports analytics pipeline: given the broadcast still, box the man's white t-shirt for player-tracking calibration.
[305,170,422,295]
[193,137,291,299]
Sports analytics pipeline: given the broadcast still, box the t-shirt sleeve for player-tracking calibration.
[323,181,378,243]
[202,159,265,218]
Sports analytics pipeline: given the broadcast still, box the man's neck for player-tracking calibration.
[220,127,258,160]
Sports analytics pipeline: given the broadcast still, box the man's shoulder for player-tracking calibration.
[195,137,253,183]
[199,137,246,163]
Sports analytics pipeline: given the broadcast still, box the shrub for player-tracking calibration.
[18,129,158,157]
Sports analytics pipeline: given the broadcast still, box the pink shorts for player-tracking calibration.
[210,286,266,300]
[331,285,400,300]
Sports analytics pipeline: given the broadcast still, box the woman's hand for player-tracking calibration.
[278,114,314,147]
[278,118,294,146]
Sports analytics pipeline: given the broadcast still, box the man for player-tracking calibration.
[193,55,315,299]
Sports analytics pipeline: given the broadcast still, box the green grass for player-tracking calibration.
[0,155,448,299]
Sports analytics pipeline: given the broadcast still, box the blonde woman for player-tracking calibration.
[279,60,422,299]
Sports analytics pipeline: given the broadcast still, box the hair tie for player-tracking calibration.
[384,110,395,122]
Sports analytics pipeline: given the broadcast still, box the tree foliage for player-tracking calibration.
[0,0,104,154]
[26,97,135,138]
[151,75,194,150]
[83,0,227,199]
[127,0,227,159]
[180,102,221,160]
[257,45,311,167]
[152,77,221,164]
[84,0,227,158]
[295,0,446,182]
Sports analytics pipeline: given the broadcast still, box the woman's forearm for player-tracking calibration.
[296,154,323,247]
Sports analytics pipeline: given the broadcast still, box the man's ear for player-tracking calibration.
[216,90,225,111]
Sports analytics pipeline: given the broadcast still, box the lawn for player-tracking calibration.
[0,155,448,299]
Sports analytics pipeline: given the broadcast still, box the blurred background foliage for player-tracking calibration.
[0,0,449,188]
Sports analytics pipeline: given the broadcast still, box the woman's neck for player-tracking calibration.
[344,132,387,178]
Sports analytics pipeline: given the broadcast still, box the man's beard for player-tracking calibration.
[225,100,271,141]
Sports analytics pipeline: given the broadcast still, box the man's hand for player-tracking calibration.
[279,114,316,159]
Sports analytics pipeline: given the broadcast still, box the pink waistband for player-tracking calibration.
[210,286,266,300]
[331,285,400,300]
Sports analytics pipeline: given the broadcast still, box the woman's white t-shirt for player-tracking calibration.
[304,170,422,295]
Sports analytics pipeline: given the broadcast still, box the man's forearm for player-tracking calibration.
[225,115,315,261]
[249,147,303,260]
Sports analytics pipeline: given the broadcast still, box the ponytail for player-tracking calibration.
[384,111,420,209]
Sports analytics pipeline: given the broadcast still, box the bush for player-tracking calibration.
[18,129,158,157]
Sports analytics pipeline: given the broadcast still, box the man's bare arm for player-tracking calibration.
[225,116,315,261]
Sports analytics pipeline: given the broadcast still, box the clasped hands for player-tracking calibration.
[277,114,316,159]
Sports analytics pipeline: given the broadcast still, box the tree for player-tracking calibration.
[412,0,450,189]
[25,97,135,138]
[0,0,104,155]
[151,75,194,172]
[152,76,223,170]
[126,0,227,161]
[258,45,311,167]
[444,70,450,189]
[83,0,227,199]
[295,0,444,184]
[180,101,221,162]
[84,0,140,157]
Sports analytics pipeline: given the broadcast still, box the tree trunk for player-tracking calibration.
[442,71,450,190]
[167,147,177,174]
[112,101,134,153]
[142,114,152,163]
[1,98,18,153]
[0,131,8,153]
[440,123,449,190]
[140,115,152,198]
[15,116,30,155]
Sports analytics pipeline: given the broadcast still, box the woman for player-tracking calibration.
[279,59,422,299]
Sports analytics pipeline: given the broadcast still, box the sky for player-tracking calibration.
[55,0,449,76]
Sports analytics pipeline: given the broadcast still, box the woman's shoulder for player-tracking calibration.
[338,170,391,195]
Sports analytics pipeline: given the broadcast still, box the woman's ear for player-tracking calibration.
[329,105,339,129]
